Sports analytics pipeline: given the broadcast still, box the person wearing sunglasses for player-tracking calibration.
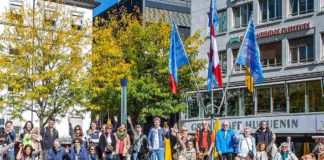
[195,120,214,160]
[216,121,236,160]
[68,116,85,147]
[66,137,88,160]
[127,116,147,160]
[88,145,99,160]
[274,142,297,160]
[99,120,116,160]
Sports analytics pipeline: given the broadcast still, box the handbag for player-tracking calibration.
[245,137,254,159]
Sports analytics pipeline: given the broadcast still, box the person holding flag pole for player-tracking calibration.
[217,14,264,116]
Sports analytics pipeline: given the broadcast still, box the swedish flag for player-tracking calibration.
[236,19,263,92]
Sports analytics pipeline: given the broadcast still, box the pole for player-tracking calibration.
[121,78,127,125]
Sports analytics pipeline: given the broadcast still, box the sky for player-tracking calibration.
[93,0,118,17]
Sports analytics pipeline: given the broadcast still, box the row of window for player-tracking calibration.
[218,35,323,74]
[185,80,324,119]
[217,0,323,32]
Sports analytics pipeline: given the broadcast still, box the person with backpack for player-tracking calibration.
[195,120,214,160]
[41,118,59,160]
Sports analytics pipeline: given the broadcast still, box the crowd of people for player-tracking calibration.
[0,116,323,160]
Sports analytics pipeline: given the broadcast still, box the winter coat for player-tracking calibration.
[67,146,88,160]
[46,147,70,160]
[255,129,272,146]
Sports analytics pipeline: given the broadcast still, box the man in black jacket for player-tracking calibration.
[41,118,59,159]
[255,121,273,147]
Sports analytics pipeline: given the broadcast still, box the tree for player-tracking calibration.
[94,8,206,122]
[0,1,91,127]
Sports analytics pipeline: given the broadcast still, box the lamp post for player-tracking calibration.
[120,78,128,125]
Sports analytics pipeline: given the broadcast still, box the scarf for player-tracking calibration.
[89,154,97,160]
[281,152,289,160]
[116,129,127,140]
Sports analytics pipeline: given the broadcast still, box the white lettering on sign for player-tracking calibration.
[182,114,324,134]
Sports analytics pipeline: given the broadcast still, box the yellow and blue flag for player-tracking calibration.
[236,19,263,92]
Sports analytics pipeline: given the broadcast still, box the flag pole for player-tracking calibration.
[217,15,253,115]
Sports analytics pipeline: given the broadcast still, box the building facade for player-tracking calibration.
[0,0,99,139]
[182,0,324,156]
[96,0,191,39]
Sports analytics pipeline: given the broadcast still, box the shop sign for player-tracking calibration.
[182,114,324,134]
[257,23,311,38]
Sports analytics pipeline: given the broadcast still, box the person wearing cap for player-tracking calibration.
[127,116,147,160]
[274,142,298,160]
[195,120,215,160]
[237,126,256,160]
[147,117,170,160]
[216,121,236,160]
[99,120,116,160]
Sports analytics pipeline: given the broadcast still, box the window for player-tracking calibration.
[259,41,282,68]
[226,89,240,116]
[322,0,324,10]
[187,92,199,118]
[289,36,314,64]
[9,1,23,22]
[244,89,254,115]
[257,88,271,113]
[289,83,305,113]
[290,0,314,16]
[71,14,83,30]
[219,51,227,74]
[218,10,227,32]
[307,81,324,112]
[233,3,253,29]
[272,85,286,112]
[233,49,245,72]
[44,10,56,27]
[260,0,282,22]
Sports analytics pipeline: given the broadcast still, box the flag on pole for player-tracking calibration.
[169,21,189,94]
[207,0,223,91]
[236,18,263,92]
[213,118,221,157]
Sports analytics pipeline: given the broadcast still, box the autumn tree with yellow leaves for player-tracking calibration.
[0,1,93,127]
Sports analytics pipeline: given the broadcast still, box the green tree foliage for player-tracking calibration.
[97,8,206,122]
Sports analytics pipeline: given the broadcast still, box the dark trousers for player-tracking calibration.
[220,152,234,160]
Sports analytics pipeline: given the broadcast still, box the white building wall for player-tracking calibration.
[0,0,94,138]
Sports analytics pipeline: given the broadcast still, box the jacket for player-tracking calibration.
[147,127,170,149]
[46,147,70,160]
[236,135,256,157]
[99,133,116,154]
[255,129,272,146]
[115,134,131,156]
[41,127,59,150]
[0,144,14,160]
[68,146,88,160]
[215,129,236,153]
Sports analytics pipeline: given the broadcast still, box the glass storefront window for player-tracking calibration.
[244,89,254,115]
[227,90,240,116]
[233,49,245,72]
[259,41,282,68]
[307,81,324,112]
[257,88,271,113]
[289,83,305,113]
[273,85,286,113]
[187,92,199,118]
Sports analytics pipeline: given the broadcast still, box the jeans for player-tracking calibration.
[6,150,15,160]
[150,148,164,160]
[132,151,139,160]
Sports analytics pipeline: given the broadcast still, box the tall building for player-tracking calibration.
[182,0,324,156]
[95,0,191,39]
[0,0,99,138]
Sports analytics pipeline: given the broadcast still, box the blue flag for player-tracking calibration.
[169,21,189,94]
[236,19,264,84]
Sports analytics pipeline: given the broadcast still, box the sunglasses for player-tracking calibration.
[75,128,80,130]
[182,130,188,131]
[223,125,228,126]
